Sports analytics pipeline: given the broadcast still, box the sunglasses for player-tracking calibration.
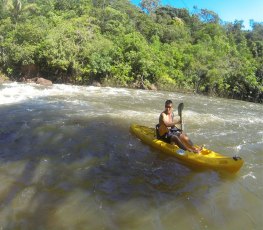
[165,105,172,108]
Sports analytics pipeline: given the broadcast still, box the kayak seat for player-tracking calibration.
[155,124,161,139]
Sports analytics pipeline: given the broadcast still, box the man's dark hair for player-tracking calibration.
[165,100,173,105]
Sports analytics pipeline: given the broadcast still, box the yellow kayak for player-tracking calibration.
[130,124,244,173]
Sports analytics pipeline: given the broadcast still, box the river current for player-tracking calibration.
[0,82,262,229]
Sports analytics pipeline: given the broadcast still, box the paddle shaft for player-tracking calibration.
[178,103,184,130]
[181,112,183,130]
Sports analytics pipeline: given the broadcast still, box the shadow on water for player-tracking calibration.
[0,99,239,228]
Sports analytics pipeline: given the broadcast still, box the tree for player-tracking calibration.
[0,0,261,102]
[199,8,220,24]
[140,0,160,14]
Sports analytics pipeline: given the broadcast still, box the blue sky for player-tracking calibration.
[131,0,263,29]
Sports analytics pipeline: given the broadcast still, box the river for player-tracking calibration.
[0,82,262,229]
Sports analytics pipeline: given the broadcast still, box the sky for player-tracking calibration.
[131,0,263,30]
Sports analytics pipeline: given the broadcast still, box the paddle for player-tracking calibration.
[178,102,184,130]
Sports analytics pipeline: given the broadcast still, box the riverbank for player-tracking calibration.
[0,73,10,84]
[1,74,261,103]
[0,73,191,94]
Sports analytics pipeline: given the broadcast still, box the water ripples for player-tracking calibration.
[0,83,262,229]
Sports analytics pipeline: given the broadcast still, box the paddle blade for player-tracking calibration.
[178,103,184,117]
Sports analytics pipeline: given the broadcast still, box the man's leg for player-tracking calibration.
[179,133,201,153]
[171,135,188,150]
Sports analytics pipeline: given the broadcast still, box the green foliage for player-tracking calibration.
[156,73,177,91]
[0,0,262,102]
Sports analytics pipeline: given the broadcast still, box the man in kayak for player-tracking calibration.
[158,100,201,153]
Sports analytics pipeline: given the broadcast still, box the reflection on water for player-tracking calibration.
[0,83,262,229]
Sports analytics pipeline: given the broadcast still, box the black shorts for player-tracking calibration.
[160,128,181,143]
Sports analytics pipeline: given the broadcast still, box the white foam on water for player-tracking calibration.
[0,82,72,104]
[0,83,134,105]
[0,82,39,104]
[234,116,263,125]
[183,110,225,126]
[182,108,263,131]
[103,86,131,95]
[242,172,257,179]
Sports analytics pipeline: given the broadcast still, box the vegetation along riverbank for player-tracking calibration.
[0,0,262,103]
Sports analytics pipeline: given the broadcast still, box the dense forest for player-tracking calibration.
[0,0,262,102]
